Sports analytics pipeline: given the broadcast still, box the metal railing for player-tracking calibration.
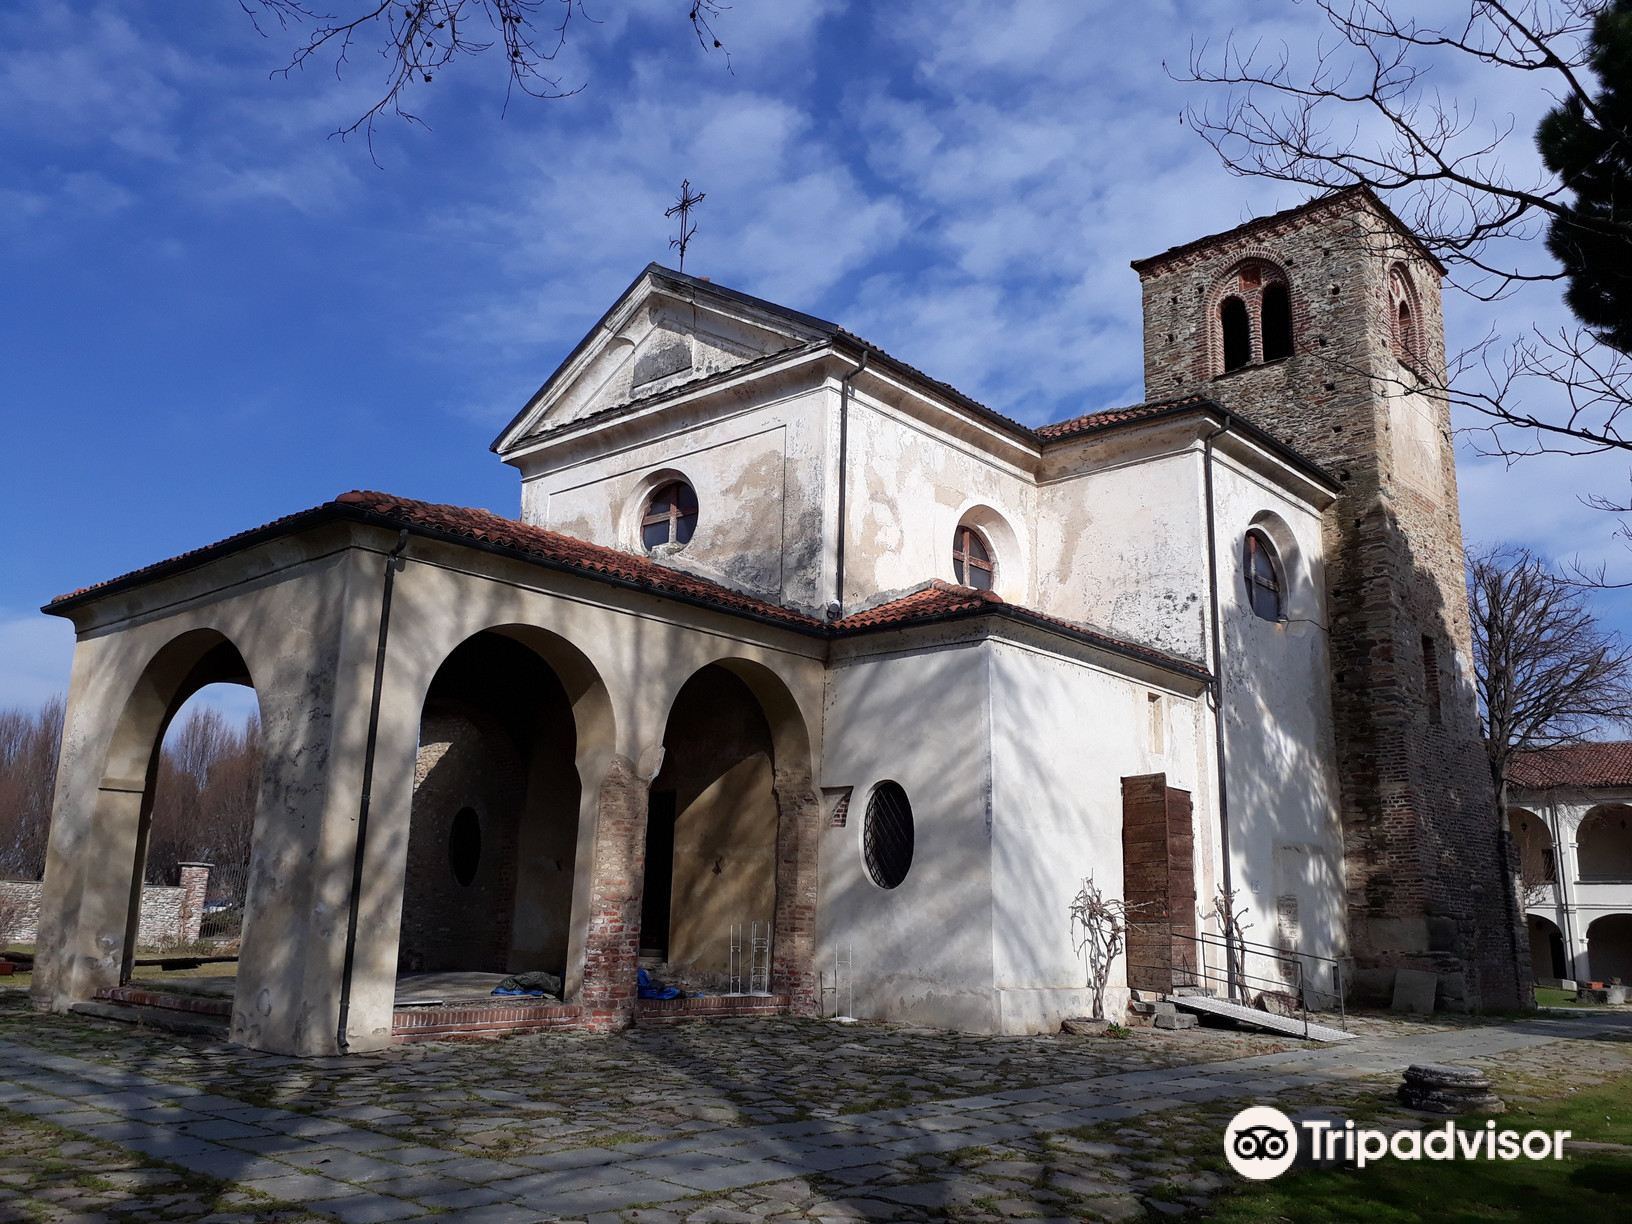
[1130,930,1349,1039]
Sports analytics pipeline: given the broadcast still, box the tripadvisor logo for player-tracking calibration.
[1224,1105,1571,1180]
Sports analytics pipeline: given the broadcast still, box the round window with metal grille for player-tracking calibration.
[863,781,914,889]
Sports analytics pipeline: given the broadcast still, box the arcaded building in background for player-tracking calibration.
[31,188,1525,1055]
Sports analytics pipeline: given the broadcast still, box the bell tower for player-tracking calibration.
[1132,187,1528,1009]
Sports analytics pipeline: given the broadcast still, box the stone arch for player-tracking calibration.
[643,656,819,1008]
[87,628,264,988]
[1587,913,1632,983]
[1578,804,1632,881]
[397,624,614,981]
[1206,254,1294,375]
[1527,913,1567,981]
[1387,262,1423,364]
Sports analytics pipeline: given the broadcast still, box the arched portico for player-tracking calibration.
[1509,808,1556,898]
[625,656,821,1015]
[1578,805,1632,881]
[33,628,265,1006]
[1526,913,1566,981]
[1587,913,1632,983]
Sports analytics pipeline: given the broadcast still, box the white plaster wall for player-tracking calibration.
[988,639,1210,1032]
[1035,444,1208,662]
[518,384,832,614]
[817,636,997,1031]
[841,394,1038,608]
[1211,452,1348,993]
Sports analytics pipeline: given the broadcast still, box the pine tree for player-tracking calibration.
[1538,1,1632,354]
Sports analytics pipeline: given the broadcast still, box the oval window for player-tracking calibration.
[449,806,482,886]
[863,781,914,889]
[641,480,699,550]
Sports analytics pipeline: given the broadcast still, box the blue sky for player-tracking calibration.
[3,0,1630,713]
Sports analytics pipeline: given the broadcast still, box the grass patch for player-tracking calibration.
[1209,1072,1632,1222]
[1534,986,1592,1009]
[1204,1148,1632,1222]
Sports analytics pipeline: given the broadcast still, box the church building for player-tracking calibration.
[30,187,1527,1056]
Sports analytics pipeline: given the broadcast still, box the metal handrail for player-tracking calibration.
[1128,929,1349,1038]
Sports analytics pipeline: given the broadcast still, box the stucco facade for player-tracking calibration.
[31,188,1510,1056]
[1509,743,1632,988]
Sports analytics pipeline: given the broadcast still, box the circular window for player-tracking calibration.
[863,781,914,889]
[641,480,699,551]
[1243,529,1284,622]
[449,806,482,886]
[952,524,995,591]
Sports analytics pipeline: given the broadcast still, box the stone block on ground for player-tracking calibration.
[1153,1013,1197,1031]
[1390,968,1438,1014]
[1397,1064,1504,1114]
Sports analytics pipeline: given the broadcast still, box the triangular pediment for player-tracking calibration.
[492,264,836,454]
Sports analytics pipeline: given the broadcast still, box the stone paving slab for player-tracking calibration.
[2,1001,1630,1221]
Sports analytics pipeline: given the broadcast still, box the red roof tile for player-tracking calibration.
[47,491,822,631]
[46,493,1210,681]
[1036,395,1215,441]
[835,581,1210,679]
[837,581,1005,629]
[1508,742,1632,790]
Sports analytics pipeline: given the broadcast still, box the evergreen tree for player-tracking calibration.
[1539,1,1632,354]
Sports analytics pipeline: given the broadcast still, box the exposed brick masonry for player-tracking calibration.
[1135,190,1528,1007]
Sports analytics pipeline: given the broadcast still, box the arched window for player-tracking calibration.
[1244,530,1283,621]
[641,480,698,550]
[1220,297,1251,372]
[863,781,914,889]
[1261,282,1293,361]
[952,523,995,591]
[1388,265,1422,365]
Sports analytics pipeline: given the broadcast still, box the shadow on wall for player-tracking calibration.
[1276,505,1523,1009]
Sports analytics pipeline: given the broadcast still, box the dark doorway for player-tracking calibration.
[640,790,678,958]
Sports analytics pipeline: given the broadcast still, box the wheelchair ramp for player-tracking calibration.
[1166,993,1356,1041]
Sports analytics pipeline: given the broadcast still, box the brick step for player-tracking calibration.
[95,985,232,1017]
[392,1001,583,1043]
[70,1000,229,1037]
[634,994,790,1025]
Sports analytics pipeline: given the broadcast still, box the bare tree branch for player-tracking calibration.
[240,0,731,160]
[1179,2,1632,537]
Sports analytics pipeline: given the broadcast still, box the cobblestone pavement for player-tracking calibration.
[0,993,1627,1223]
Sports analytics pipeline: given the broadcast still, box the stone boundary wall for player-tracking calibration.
[1,863,210,949]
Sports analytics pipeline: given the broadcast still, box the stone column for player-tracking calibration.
[576,755,649,1029]
[176,863,211,944]
[770,767,820,1013]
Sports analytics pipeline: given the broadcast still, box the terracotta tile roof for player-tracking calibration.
[1508,742,1632,790]
[45,491,822,631]
[835,581,1211,680]
[1035,394,1215,441]
[836,581,1005,629]
[45,494,1210,682]
[330,491,827,628]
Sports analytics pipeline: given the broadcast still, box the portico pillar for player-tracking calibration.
[770,766,821,1013]
[576,754,649,1028]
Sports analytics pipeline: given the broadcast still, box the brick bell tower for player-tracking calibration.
[1132,186,1528,1010]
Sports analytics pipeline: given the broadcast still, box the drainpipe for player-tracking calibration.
[336,528,409,1053]
[1202,413,1237,1000]
[832,350,869,618]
